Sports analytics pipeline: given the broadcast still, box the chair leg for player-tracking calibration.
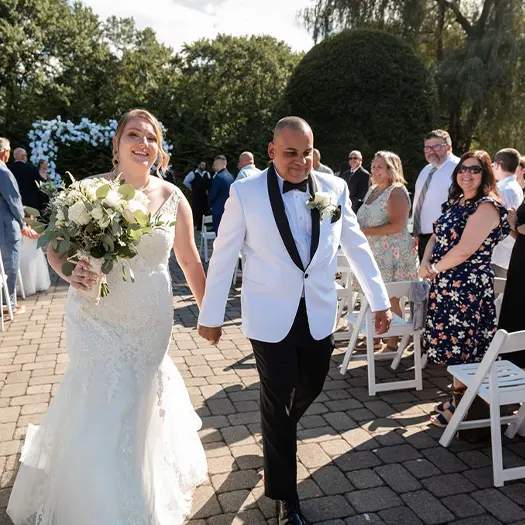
[366,312,377,396]
[439,386,479,447]
[506,404,525,439]
[490,400,504,487]
[0,286,4,331]
[340,305,367,375]
[413,332,423,391]
[18,269,25,300]
[204,236,209,262]
[390,333,410,370]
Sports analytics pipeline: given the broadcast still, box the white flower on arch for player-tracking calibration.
[28,116,174,186]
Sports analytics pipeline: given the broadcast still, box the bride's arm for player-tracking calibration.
[173,195,206,309]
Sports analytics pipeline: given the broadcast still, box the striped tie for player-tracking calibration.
[412,167,437,236]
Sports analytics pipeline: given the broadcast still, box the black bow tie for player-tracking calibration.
[283,179,308,193]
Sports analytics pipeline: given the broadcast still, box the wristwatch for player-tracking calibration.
[431,263,440,274]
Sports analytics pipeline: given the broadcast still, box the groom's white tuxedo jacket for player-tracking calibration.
[198,166,390,343]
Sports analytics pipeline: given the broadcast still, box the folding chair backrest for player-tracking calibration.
[384,281,413,300]
[498,329,525,355]
[494,277,506,296]
[337,253,351,271]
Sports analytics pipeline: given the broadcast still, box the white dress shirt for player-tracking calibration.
[492,175,524,269]
[276,170,312,269]
[236,164,261,181]
[412,154,460,235]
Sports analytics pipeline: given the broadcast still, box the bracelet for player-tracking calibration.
[431,263,440,274]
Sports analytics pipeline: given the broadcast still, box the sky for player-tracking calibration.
[81,0,317,53]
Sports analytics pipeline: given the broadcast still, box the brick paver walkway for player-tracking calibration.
[2,258,525,525]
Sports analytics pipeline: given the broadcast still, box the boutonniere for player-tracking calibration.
[306,191,341,221]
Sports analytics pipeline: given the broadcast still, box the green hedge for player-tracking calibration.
[284,29,437,187]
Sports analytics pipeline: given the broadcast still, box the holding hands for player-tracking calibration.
[197,324,222,346]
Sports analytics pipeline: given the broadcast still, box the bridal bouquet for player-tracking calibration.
[27,174,169,303]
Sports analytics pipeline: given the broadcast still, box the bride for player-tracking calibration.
[7,109,208,525]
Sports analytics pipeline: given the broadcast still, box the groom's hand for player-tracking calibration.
[374,309,392,335]
[198,324,222,346]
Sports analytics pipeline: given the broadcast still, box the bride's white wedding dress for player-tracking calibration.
[7,188,207,525]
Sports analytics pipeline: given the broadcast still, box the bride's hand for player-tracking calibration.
[197,324,222,346]
[70,260,98,291]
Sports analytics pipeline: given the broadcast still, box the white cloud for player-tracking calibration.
[81,0,316,52]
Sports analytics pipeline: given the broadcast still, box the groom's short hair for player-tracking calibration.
[273,117,312,140]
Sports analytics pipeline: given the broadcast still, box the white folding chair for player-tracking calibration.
[232,250,244,287]
[494,277,506,322]
[334,253,357,342]
[340,281,423,396]
[16,268,25,303]
[0,248,14,328]
[199,215,216,262]
[439,329,525,487]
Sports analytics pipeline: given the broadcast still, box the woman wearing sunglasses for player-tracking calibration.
[418,150,510,426]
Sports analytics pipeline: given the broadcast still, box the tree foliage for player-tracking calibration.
[300,0,525,153]
[285,29,437,186]
[0,1,301,181]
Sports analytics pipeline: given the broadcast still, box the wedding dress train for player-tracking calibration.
[7,189,207,525]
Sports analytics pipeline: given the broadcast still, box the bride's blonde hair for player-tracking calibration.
[112,109,170,177]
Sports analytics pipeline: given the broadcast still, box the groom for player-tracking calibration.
[198,117,391,525]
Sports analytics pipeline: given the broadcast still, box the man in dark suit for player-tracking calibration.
[9,148,43,212]
[209,155,234,233]
[183,161,211,230]
[340,150,371,213]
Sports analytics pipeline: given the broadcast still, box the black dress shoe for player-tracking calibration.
[276,499,309,525]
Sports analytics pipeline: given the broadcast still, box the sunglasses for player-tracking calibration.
[458,165,483,174]
[348,156,360,160]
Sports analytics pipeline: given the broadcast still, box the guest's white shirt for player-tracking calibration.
[492,175,524,269]
[236,164,261,181]
[412,154,460,235]
[276,170,312,269]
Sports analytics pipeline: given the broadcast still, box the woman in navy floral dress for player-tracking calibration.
[419,150,510,426]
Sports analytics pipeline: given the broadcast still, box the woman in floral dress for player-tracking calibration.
[356,151,418,351]
[419,150,510,426]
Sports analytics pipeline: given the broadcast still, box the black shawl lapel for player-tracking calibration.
[267,164,305,272]
[308,172,320,265]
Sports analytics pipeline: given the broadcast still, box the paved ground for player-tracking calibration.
[2,257,525,525]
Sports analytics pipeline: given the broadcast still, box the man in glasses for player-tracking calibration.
[412,129,459,261]
[340,150,371,213]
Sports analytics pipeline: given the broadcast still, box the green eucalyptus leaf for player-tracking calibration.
[59,238,70,252]
[96,184,110,199]
[133,209,149,225]
[62,261,75,277]
[101,259,113,274]
[118,184,136,201]
[24,206,40,217]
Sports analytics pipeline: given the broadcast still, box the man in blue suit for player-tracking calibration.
[0,138,35,315]
[209,154,234,233]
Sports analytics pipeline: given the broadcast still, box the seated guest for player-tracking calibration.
[419,150,509,426]
[312,149,334,175]
[355,151,418,351]
[491,148,523,277]
[236,151,261,181]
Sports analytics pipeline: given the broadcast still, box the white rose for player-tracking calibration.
[126,199,148,214]
[56,209,65,221]
[68,200,91,225]
[90,205,104,221]
[312,192,332,208]
[104,189,122,208]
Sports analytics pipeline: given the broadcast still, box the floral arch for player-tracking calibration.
[28,116,173,185]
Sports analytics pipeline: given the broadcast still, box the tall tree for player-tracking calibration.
[300,0,525,151]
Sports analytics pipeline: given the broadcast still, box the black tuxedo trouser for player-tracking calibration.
[250,299,334,501]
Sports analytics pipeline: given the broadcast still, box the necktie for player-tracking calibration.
[283,179,308,193]
[412,167,437,236]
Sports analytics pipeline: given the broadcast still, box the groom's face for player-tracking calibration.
[268,127,313,183]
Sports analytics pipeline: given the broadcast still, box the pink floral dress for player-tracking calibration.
[355,183,418,289]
